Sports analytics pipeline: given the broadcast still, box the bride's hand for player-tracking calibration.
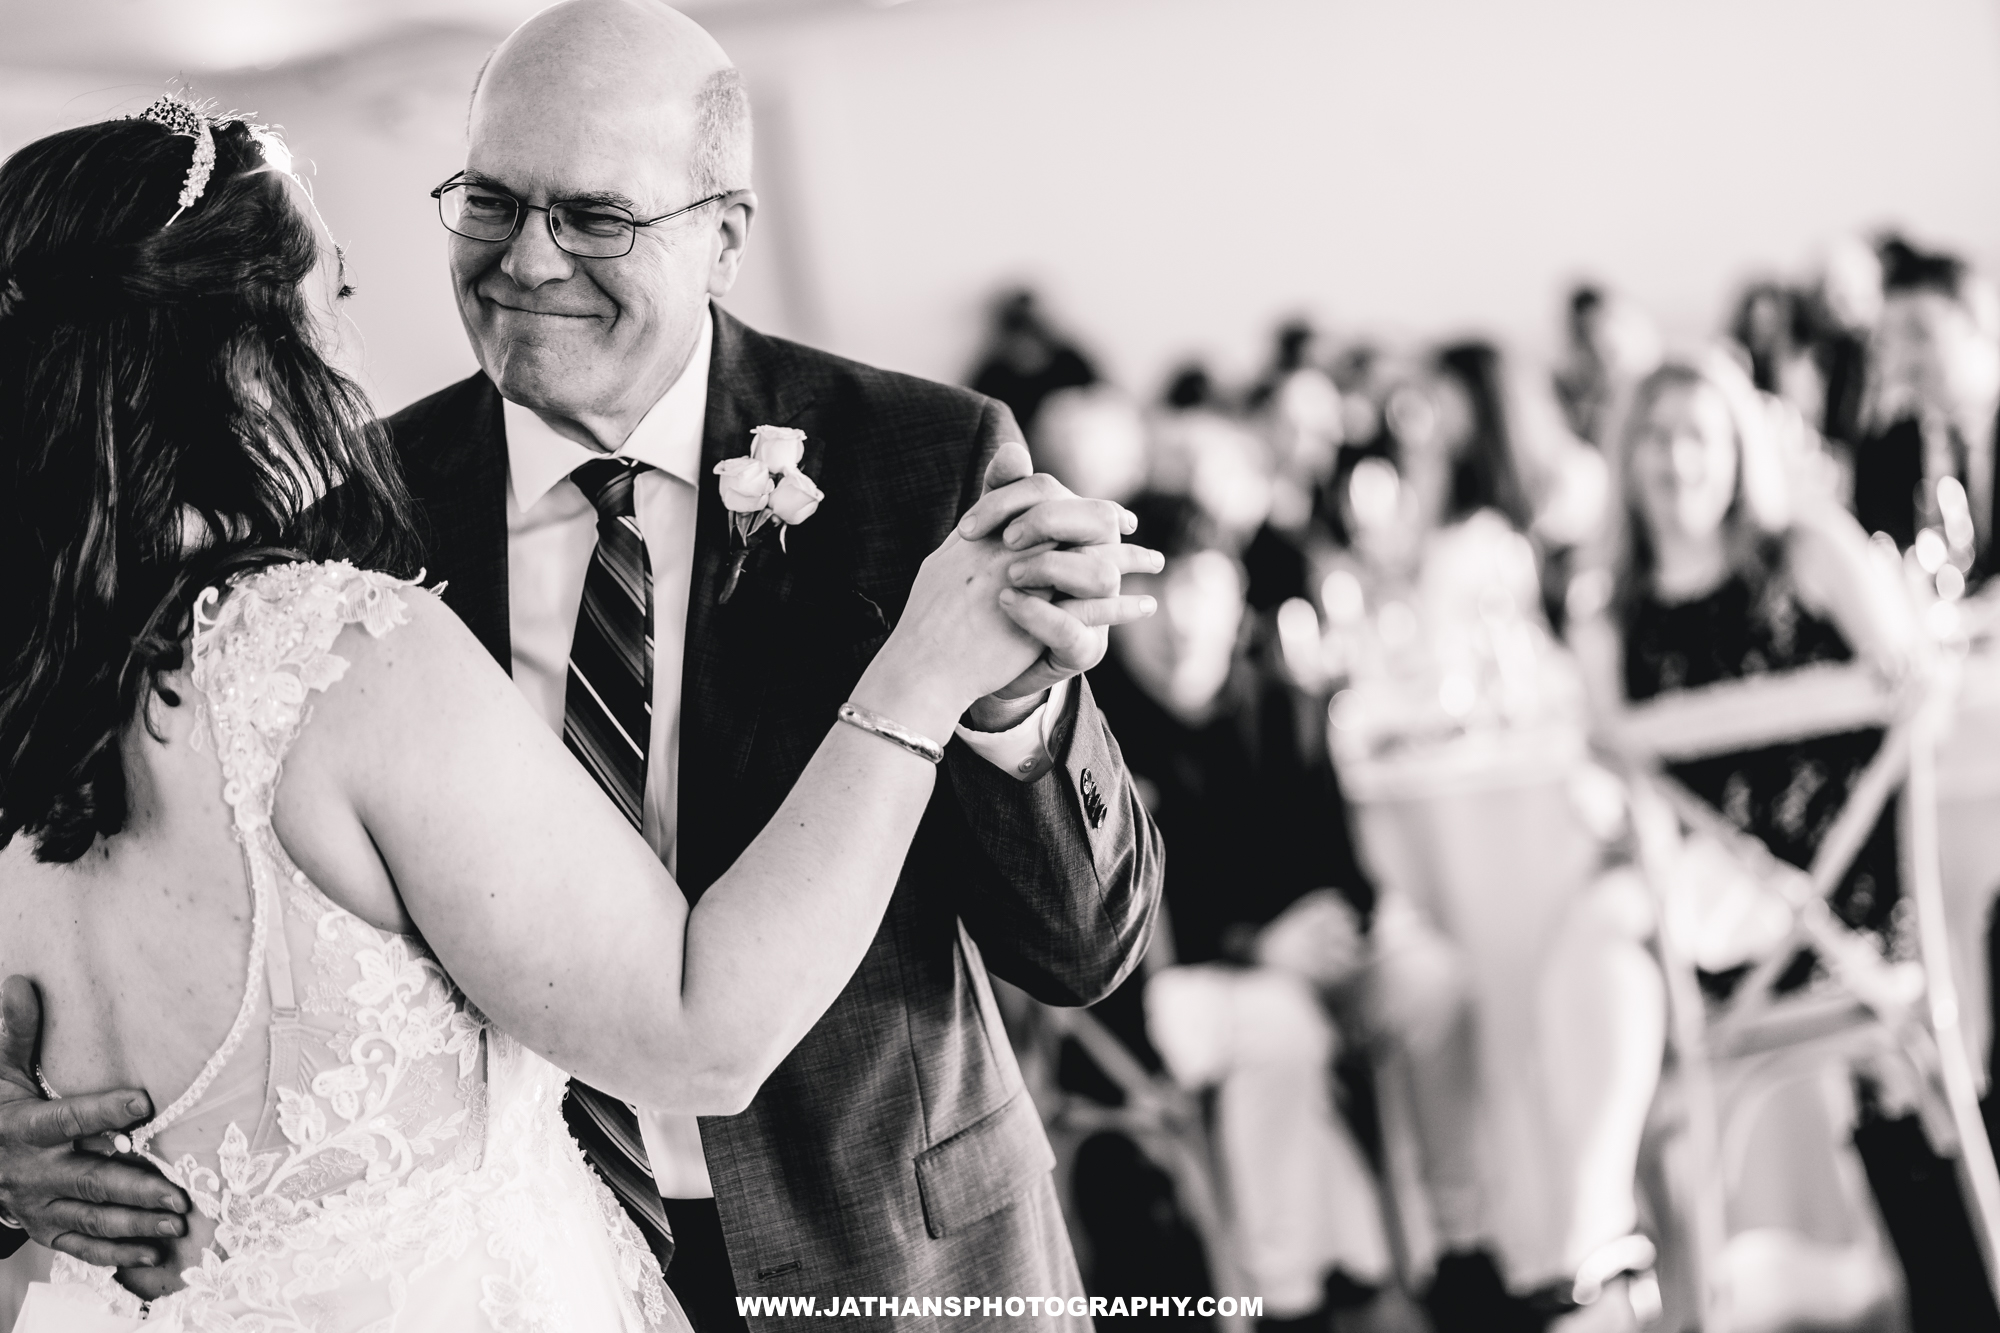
[854,531,1156,742]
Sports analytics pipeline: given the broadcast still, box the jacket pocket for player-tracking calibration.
[912,1090,1056,1239]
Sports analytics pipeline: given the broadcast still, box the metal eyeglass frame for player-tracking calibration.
[430,171,730,259]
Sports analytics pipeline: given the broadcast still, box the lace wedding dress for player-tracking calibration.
[18,561,687,1333]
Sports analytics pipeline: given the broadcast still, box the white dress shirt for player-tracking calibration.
[502,304,1065,1198]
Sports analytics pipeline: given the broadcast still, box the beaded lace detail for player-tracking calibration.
[42,560,677,1333]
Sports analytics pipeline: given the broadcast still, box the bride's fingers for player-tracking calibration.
[1005,549,1117,599]
[1046,594,1160,629]
[956,473,1072,542]
[1001,497,1132,551]
[998,588,1156,651]
[1104,543,1164,574]
[1005,545,1164,598]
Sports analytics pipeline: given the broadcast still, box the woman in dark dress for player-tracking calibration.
[1592,354,1915,982]
[1573,353,2000,1332]
[1619,532,1904,977]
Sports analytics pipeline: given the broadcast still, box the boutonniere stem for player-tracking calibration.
[715,425,823,603]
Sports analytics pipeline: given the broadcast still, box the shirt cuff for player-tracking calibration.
[954,678,1072,782]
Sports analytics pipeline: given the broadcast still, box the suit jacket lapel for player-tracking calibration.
[678,306,816,896]
[399,373,512,670]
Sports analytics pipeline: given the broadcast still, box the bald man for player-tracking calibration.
[0,4,1161,1330]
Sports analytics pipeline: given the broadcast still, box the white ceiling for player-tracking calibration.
[0,0,858,74]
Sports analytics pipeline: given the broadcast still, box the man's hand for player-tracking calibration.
[0,976,188,1266]
[957,442,1161,721]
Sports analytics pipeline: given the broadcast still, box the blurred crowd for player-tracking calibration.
[968,234,2000,1333]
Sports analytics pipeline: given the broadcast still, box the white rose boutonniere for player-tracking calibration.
[770,468,824,525]
[715,455,775,512]
[714,425,819,603]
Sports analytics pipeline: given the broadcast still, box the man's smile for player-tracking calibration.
[482,296,605,320]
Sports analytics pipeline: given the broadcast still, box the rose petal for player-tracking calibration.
[749,425,807,474]
[770,469,824,525]
[714,455,776,513]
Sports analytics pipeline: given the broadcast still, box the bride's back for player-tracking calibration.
[0,573,489,1285]
[0,101,682,1332]
[0,666,250,1150]
[0,108,431,1291]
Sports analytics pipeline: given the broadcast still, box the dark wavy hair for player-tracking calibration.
[1432,341,1533,532]
[0,111,420,863]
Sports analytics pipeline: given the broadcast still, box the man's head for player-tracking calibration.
[452,0,754,447]
[1112,494,1245,720]
[1874,241,2000,427]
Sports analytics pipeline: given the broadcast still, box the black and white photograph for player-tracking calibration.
[2,2,2000,1331]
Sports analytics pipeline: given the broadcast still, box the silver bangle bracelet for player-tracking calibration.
[0,1206,23,1230]
[837,702,945,765]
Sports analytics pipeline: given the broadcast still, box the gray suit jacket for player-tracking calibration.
[385,308,1164,1330]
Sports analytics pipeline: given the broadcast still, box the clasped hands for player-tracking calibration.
[959,440,1161,730]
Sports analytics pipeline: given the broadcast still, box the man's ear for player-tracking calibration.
[707,191,758,299]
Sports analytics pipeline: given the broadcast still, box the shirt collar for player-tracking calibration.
[504,303,713,512]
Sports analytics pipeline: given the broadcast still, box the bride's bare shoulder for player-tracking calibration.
[301,579,515,730]
[268,575,534,933]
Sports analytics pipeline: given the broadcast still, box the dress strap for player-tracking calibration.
[262,871,298,1014]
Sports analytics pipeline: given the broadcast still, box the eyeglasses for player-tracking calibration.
[430,172,729,259]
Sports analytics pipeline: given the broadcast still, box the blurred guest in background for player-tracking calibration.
[1590,353,1914,993]
[1434,342,1608,568]
[1430,343,1536,536]
[1805,235,1885,456]
[1570,352,1996,1332]
[1329,340,1390,448]
[1248,318,1346,538]
[968,286,1100,438]
[1150,360,1232,495]
[1855,240,2000,583]
[1332,341,1604,639]
[1555,285,1614,444]
[1030,382,1151,506]
[1079,493,1400,1331]
[1247,319,1326,412]
[1163,360,1220,412]
[1728,280,1823,423]
[1098,493,1374,967]
[1322,346,1596,1333]
[1144,360,1312,613]
[1555,284,1663,448]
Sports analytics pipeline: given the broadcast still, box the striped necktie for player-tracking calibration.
[558,456,676,1271]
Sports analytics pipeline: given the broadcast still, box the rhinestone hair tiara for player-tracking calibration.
[131,92,239,227]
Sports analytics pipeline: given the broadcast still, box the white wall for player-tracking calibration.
[5,0,1999,413]
[722,0,2000,387]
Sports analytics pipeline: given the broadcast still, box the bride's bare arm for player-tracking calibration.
[296,533,1149,1114]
